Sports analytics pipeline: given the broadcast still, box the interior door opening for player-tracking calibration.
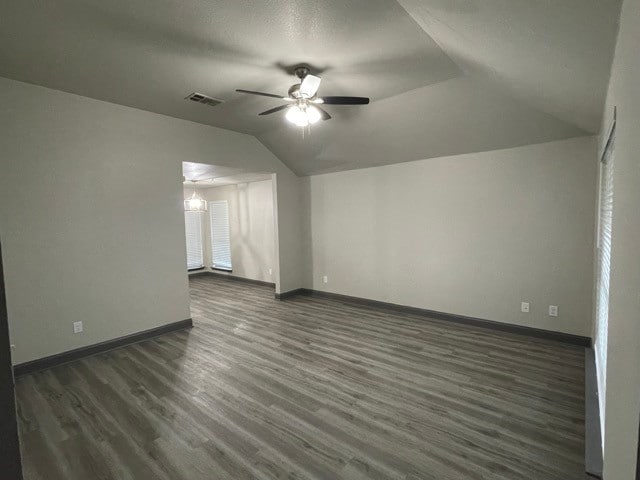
[180,161,279,312]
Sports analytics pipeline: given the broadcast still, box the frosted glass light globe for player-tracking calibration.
[286,106,306,126]
[306,106,321,124]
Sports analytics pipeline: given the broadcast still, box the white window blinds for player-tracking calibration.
[594,123,615,438]
[184,211,204,270]
[210,200,232,271]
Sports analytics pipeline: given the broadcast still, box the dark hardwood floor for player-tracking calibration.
[16,275,589,479]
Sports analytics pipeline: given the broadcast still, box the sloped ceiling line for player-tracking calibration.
[0,0,621,175]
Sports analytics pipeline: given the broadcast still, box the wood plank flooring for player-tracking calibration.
[16,275,589,479]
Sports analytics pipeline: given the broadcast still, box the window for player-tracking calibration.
[594,117,615,440]
[184,211,204,270]
[210,200,232,271]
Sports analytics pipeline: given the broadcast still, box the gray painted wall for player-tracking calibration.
[273,172,307,293]
[304,137,597,337]
[598,0,640,476]
[0,78,303,364]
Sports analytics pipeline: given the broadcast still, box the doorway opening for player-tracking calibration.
[181,161,278,301]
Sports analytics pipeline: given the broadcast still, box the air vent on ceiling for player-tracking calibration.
[185,92,224,107]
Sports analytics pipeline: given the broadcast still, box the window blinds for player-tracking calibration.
[210,200,232,271]
[184,211,204,270]
[594,124,615,434]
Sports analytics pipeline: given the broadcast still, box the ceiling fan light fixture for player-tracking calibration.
[286,105,309,127]
[306,106,321,125]
[235,65,369,127]
[285,104,322,127]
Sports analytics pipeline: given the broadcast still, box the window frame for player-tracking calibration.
[184,210,205,271]
[209,200,233,272]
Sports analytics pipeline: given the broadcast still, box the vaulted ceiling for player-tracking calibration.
[0,0,621,175]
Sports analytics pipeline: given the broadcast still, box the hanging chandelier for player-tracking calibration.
[184,180,207,212]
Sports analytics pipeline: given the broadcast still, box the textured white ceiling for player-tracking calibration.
[396,0,622,133]
[184,174,273,187]
[0,0,621,175]
[182,162,270,186]
[259,76,587,175]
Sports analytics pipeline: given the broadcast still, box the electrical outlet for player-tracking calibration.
[73,321,83,334]
[323,275,328,284]
[548,305,558,317]
[521,302,530,313]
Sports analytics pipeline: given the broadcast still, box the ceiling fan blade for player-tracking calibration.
[318,96,370,105]
[258,104,290,116]
[300,74,322,98]
[236,89,286,99]
[315,106,332,121]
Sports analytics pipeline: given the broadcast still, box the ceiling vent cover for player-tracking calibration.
[185,92,224,107]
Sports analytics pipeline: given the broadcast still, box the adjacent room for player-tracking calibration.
[181,161,276,286]
[1,1,639,479]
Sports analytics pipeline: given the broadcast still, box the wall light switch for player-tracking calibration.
[323,275,328,284]
[549,305,558,317]
[73,321,83,334]
[268,268,272,276]
[521,302,530,313]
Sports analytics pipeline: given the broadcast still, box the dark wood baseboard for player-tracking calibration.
[194,271,275,288]
[187,269,207,276]
[585,348,603,478]
[274,288,305,300]
[280,288,591,347]
[13,319,193,377]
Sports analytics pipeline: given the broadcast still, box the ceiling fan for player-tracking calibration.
[236,66,369,127]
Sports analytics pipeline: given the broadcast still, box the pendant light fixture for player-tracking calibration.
[184,180,207,212]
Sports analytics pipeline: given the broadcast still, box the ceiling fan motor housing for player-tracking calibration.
[294,66,310,80]
[288,84,303,99]
[289,66,313,99]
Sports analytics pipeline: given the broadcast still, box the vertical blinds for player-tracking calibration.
[210,200,232,271]
[184,211,204,270]
[595,124,615,436]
